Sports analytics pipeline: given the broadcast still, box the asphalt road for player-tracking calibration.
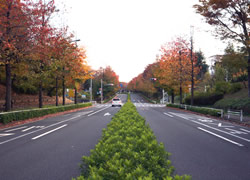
[1,93,250,180]
[130,93,250,180]
[0,94,127,180]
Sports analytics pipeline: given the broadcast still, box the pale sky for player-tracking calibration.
[55,0,227,82]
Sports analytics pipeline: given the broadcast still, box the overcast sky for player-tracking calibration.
[55,0,227,82]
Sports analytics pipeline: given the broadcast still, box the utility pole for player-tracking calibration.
[101,79,103,104]
[190,26,194,106]
[90,78,92,102]
[162,89,165,104]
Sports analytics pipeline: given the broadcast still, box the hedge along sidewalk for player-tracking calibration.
[167,103,223,118]
[74,101,191,180]
[0,102,92,125]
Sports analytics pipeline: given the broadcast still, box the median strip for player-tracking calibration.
[74,95,190,180]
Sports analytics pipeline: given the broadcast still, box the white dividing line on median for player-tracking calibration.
[32,124,67,140]
[88,106,110,117]
[4,126,28,132]
[240,128,250,133]
[164,113,173,117]
[198,127,244,147]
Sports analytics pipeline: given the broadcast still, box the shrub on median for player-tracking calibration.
[0,103,92,124]
[75,101,190,180]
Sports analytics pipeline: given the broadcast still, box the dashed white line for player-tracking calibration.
[22,126,36,132]
[32,124,68,140]
[0,115,80,145]
[5,126,28,132]
[198,127,244,147]
[0,133,14,137]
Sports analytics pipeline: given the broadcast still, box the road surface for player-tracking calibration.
[0,94,127,180]
[131,93,250,180]
[1,93,250,180]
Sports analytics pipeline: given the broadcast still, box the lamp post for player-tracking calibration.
[190,26,194,106]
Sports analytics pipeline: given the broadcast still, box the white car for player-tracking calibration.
[111,98,122,107]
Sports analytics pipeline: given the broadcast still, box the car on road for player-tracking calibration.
[111,98,122,107]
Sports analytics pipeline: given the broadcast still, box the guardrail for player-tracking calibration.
[227,109,243,122]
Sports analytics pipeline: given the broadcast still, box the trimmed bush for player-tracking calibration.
[185,92,223,106]
[214,98,250,114]
[229,83,242,93]
[0,103,92,124]
[75,100,190,180]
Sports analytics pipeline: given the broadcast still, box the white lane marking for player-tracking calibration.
[164,113,173,117]
[0,115,80,145]
[32,124,67,140]
[198,127,244,147]
[192,120,250,142]
[88,106,110,117]
[240,128,250,133]
[5,126,28,132]
[104,112,111,116]
[0,133,14,137]
[22,126,36,132]
[169,112,189,120]
[76,111,93,116]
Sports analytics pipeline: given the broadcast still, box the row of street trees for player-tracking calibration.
[128,37,207,104]
[128,0,249,103]
[0,0,90,111]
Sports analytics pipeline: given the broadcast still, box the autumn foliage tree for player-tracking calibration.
[0,0,34,111]
[155,37,200,104]
[193,0,250,96]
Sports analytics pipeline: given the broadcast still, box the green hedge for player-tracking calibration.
[0,103,92,124]
[167,104,222,117]
[75,100,190,180]
[184,92,223,106]
[214,98,250,114]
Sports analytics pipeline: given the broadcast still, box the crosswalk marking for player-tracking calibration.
[94,103,165,108]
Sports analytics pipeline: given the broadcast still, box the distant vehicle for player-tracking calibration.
[112,98,122,107]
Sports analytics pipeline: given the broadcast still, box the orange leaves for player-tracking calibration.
[155,37,200,94]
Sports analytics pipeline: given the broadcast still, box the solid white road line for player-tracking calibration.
[164,113,173,117]
[22,126,36,132]
[198,127,244,147]
[192,120,250,142]
[32,124,67,140]
[5,126,28,132]
[87,106,110,117]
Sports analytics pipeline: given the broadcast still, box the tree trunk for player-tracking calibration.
[62,76,65,105]
[56,77,58,106]
[180,85,182,104]
[5,63,11,112]
[74,87,77,104]
[171,91,175,104]
[39,81,43,108]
